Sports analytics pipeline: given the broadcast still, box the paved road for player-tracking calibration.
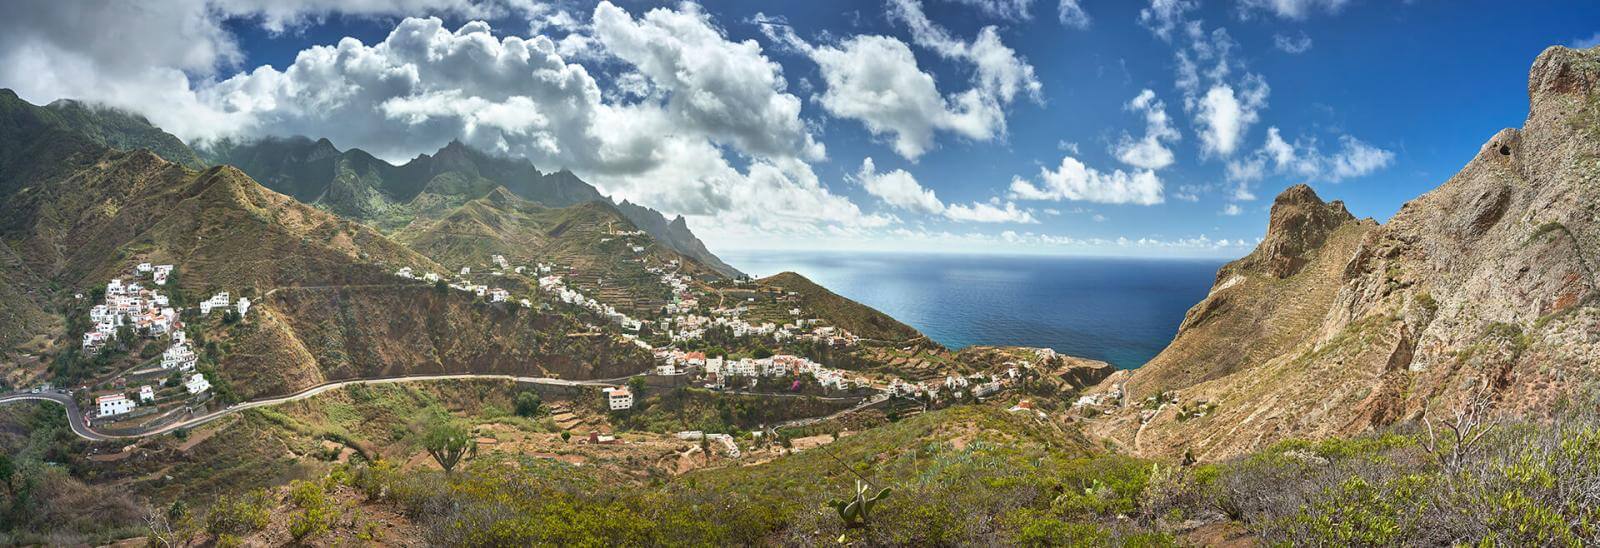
[773,393,891,430]
[0,392,111,441]
[0,373,638,441]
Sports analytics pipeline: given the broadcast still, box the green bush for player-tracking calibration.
[205,489,271,536]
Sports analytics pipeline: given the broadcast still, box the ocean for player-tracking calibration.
[722,251,1228,369]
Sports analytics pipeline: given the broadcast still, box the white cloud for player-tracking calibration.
[942,0,1035,20]
[944,199,1039,223]
[1273,32,1313,54]
[1114,89,1181,170]
[855,157,946,214]
[1195,75,1269,157]
[591,2,824,162]
[1221,203,1242,216]
[888,0,1043,104]
[1237,0,1351,20]
[758,0,1038,161]
[1058,0,1091,29]
[1138,0,1199,41]
[1573,32,1600,49]
[1226,126,1395,184]
[1010,156,1165,205]
[9,2,884,241]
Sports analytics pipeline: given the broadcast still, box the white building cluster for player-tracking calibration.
[83,271,180,354]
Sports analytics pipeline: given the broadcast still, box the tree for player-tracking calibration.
[422,420,473,474]
[561,430,572,444]
[514,391,543,418]
[627,377,647,398]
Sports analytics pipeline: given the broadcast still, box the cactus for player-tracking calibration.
[825,480,891,528]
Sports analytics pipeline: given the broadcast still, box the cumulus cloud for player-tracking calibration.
[761,0,1038,161]
[1195,76,1268,157]
[1009,156,1165,205]
[1226,126,1395,185]
[1138,0,1272,162]
[855,157,946,214]
[0,0,905,240]
[1058,0,1091,29]
[1273,32,1313,54]
[1138,0,1199,41]
[591,2,824,161]
[889,0,1043,105]
[1114,89,1181,170]
[1221,203,1243,216]
[1237,0,1351,20]
[944,199,1039,223]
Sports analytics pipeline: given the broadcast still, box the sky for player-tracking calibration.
[1,0,1596,258]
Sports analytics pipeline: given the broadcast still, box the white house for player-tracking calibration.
[152,265,174,285]
[139,385,155,402]
[488,288,510,303]
[185,373,212,395]
[162,343,197,371]
[199,292,230,315]
[459,266,471,276]
[603,387,634,410]
[97,394,135,417]
[236,297,251,316]
[492,255,508,269]
[396,266,414,279]
[137,263,153,273]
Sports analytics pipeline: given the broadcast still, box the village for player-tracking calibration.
[41,230,1046,458]
[74,262,249,431]
[394,247,1043,409]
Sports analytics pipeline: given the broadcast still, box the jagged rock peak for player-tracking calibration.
[1242,184,1356,279]
[1529,45,1600,99]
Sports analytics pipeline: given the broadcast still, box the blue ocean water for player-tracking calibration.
[723,251,1227,369]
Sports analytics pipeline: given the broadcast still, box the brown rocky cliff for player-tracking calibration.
[1237,184,1356,279]
[1089,45,1600,461]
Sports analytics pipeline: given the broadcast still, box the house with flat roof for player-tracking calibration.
[97,394,135,417]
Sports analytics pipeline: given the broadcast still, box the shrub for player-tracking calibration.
[205,489,271,536]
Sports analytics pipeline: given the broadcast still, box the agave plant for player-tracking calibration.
[826,480,892,529]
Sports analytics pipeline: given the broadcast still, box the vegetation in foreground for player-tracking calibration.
[18,397,1579,546]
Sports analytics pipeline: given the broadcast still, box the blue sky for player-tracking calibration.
[3,0,1597,258]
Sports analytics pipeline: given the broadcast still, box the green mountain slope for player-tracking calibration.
[201,136,743,277]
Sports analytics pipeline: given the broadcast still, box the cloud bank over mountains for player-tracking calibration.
[0,0,1396,255]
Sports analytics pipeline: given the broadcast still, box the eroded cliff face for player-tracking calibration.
[1089,46,1600,461]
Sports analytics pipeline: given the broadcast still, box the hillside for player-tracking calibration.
[757,272,925,343]
[394,188,715,315]
[1085,45,1600,461]
[0,92,666,399]
[203,137,743,278]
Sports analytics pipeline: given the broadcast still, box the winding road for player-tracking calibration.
[0,373,638,442]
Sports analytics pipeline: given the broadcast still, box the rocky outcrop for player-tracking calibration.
[1089,45,1600,461]
[1238,184,1355,279]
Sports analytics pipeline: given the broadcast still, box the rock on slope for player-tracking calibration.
[1089,45,1600,461]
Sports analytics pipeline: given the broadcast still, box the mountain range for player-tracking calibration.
[198,135,743,278]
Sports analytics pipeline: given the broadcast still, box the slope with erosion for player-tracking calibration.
[1086,45,1600,461]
